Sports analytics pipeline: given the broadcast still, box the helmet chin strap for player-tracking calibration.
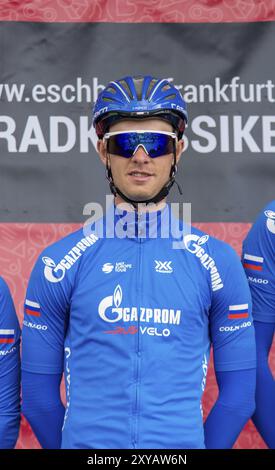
[105,147,183,211]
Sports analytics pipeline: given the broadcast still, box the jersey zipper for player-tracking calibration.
[132,212,144,449]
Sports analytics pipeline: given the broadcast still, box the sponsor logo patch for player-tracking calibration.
[43,234,98,283]
[155,260,173,274]
[102,262,132,273]
[98,285,181,337]
[184,234,223,291]
[265,209,275,234]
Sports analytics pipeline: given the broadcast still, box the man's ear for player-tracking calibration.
[176,139,184,164]
[97,139,107,166]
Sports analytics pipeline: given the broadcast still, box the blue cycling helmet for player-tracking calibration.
[93,75,188,139]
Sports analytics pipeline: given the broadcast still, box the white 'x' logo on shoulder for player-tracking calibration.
[155,260,173,273]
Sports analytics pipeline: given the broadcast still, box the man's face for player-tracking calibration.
[97,118,184,204]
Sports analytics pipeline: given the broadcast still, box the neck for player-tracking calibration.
[114,195,167,213]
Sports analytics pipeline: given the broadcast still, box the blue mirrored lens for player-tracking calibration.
[107,132,174,158]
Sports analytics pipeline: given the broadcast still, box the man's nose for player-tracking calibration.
[131,144,150,162]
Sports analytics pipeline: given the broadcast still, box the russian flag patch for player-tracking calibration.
[243,254,263,271]
[25,299,41,317]
[0,329,15,344]
[228,304,249,320]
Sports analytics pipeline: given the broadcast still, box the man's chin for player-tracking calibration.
[115,184,162,203]
[123,191,154,202]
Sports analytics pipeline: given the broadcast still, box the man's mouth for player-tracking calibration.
[128,171,154,177]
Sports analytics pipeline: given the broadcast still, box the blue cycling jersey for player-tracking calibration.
[0,276,21,448]
[22,204,256,449]
[242,201,275,323]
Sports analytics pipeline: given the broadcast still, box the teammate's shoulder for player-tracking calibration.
[255,200,275,221]
[253,200,275,237]
[262,200,275,214]
[0,276,10,296]
[261,200,275,230]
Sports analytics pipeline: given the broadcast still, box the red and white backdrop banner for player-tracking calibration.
[0,0,274,449]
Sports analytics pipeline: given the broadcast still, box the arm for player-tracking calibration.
[22,244,71,447]
[0,277,21,449]
[204,368,256,449]
[22,371,65,449]
[0,356,21,449]
[207,242,257,448]
[252,320,275,448]
[242,201,275,448]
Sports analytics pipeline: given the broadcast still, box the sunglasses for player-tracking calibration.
[103,130,177,158]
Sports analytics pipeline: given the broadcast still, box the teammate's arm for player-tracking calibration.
[251,321,275,448]
[204,243,256,448]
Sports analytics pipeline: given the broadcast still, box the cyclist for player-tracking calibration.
[242,201,275,448]
[22,76,256,449]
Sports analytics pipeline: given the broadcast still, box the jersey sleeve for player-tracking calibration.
[0,277,21,449]
[242,201,275,323]
[22,244,72,375]
[0,276,20,373]
[209,242,256,372]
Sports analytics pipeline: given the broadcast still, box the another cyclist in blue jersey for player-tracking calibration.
[242,201,275,448]
[22,76,256,449]
[0,276,21,448]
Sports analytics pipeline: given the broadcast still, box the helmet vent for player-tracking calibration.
[164,94,176,100]
[117,79,133,100]
[161,83,172,92]
[132,77,145,100]
[145,79,158,100]
[105,86,116,94]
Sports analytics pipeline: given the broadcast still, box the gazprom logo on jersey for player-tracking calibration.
[98,285,181,337]
[265,209,275,234]
[183,234,223,291]
[43,234,98,283]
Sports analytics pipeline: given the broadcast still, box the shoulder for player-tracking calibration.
[30,225,100,285]
[0,276,11,299]
[260,200,275,236]
[263,200,275,214]
[181,226,240,294]
[244,200,275,246]
[40,225,99,259]
[35,224,99,267]
[185,225,239,263]
[0,276,18,327]
[252,200,275,232]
